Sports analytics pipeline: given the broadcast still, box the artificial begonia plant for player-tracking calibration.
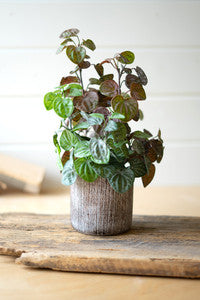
[44,28,164,193]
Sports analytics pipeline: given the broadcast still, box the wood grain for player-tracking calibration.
[0,154,45,193]
[0,213,199,278]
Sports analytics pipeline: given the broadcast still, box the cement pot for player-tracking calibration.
[70,176,133,235]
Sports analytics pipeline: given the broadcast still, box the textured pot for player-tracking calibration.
[70,176,133,235]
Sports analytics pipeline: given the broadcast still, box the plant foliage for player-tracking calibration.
[44,28,164,193]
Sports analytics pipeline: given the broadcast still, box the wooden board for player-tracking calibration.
[0,154,45,193]
[0,213,200,278]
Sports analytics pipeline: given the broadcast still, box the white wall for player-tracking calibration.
[0,0,200,189]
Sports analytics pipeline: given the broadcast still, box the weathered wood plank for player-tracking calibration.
[0,154,45,193]
[0,213,200,278]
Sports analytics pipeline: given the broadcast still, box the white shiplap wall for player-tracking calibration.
[0,0,200,189]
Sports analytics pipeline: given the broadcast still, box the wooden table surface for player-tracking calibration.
[0,186,200,300]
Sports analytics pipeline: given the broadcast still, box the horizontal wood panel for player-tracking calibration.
[0,97,199,144]
[1,142,200,187]
[0,1,200,48]
[1,0,199,188]
[0,49,200,96]
[0,97,59,144]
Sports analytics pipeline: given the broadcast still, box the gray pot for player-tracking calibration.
[70,176,133,235]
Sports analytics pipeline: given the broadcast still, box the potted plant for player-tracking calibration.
[44,28,164,236]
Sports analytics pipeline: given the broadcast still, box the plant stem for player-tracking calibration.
[120,80,125,87]
[75,71,81,81]
[79,68,84,91]
[68,117,72,130]
[118,64,126,94]
[117,68,121,94]
[75,70,84,91]
[112,59,121,94]
[76,35,81,46]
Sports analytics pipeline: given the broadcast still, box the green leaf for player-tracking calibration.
[89,78,101,85]
[158,128,163,143]
[90,113,104,120]
[74,141,91,158]
[59,28,79,39]
[117,51,135,64]
[110,112,125,120]
[66,45,86,64]
[56,152,63,171]
[91,163,116,179]
[108,122,127,143]
[80,111,88,119]
[111,95,138,122]
[53,133,61,153]
[94,64,104,77]
[114,123,127,142]
[109,153,124,163]
[108,140,129,162]
[60,129,79,151]
[101,74,114,81]
[88,113,104,125]
[132,130,152,139]
[53,97,74,118]
[90,138,110,164]
[130,82,146,100]
[104,120,118,132]
[61,38,73,46]
[144,129,153,137]
[57,37,74,54]
[68,88,82,97]
[108,167,134,193]
[135,66,148,86]
[99,80,118,97]
[130,157,149,177]
[72,121,90,132]
[107,138,127,149]
[74,157,98,182]
[139,109,144,120]
[66,83,82,97]
[132,139,145,154]
[107,138,129,160]
[53,133,63,170]
[132,110,140,122]
[124,68,132,74]
[44,92,57,110]
[114,144,129,159]
[62,160,77,186]
[56,44,67,55]
[82,39,96,51]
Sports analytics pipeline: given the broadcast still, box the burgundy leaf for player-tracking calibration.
[99,80,118,97]
[130,82,146,100]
